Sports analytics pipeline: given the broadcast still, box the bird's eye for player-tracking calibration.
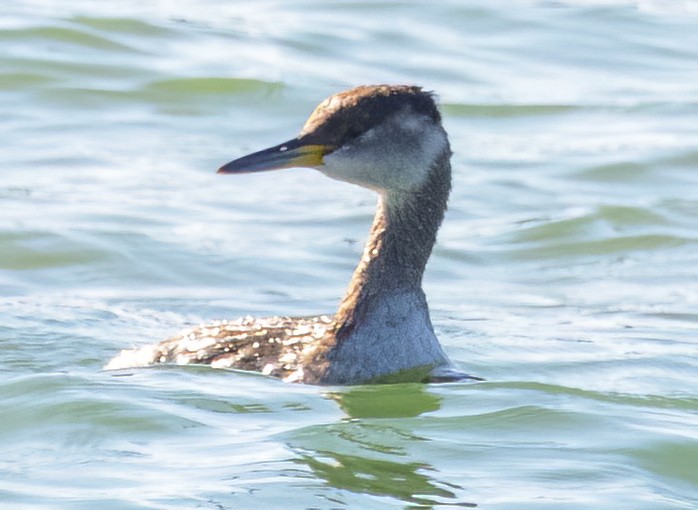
[346,125,363,141]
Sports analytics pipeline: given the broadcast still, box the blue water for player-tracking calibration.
[1,1,697,508]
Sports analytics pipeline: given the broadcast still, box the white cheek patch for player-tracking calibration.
[321,111,448,192]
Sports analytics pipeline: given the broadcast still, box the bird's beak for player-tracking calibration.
[217,138,333,174]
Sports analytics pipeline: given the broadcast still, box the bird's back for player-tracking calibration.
[106,315,334,382]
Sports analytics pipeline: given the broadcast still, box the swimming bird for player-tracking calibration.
[107,84,473,385]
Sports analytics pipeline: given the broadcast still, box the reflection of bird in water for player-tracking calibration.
[108,85,475,385]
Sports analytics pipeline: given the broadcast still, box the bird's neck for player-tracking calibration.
[336,151,451,324]
[301,151,451,384]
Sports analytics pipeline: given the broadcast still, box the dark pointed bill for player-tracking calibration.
[217,138,333,174]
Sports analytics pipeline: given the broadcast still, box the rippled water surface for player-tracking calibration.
[1,1,697,508]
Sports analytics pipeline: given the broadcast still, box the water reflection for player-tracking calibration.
[294,449,474,509]
[328,383,441,419]
[286,384,476,508]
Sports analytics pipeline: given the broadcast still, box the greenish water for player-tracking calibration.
[1,1,697,508]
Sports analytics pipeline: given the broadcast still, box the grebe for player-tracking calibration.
[107,85,473,385]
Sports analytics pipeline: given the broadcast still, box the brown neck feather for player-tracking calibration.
[301,149,452,382]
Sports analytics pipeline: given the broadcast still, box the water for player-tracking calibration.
[1,0,697,508]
